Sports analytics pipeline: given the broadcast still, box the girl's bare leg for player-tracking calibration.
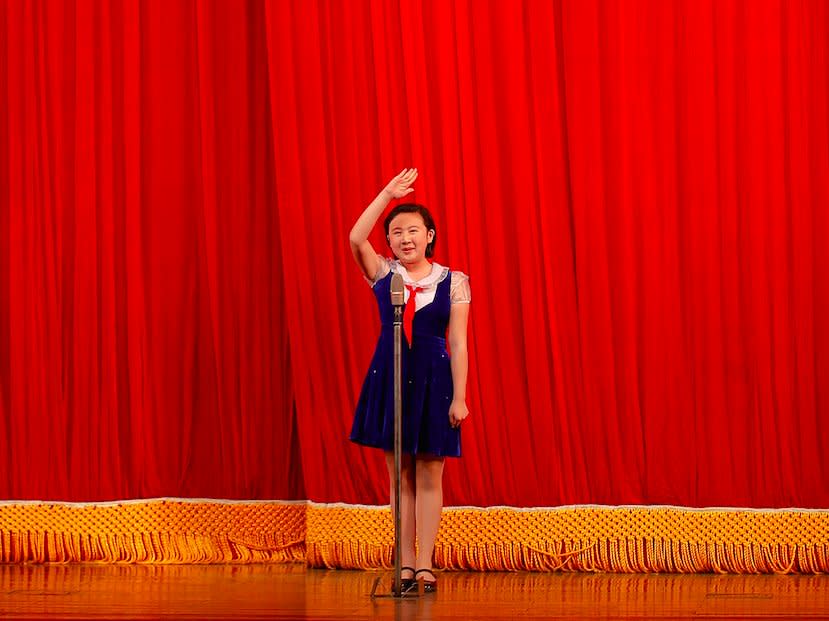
[385,451,416,576]
[414,456,445,576]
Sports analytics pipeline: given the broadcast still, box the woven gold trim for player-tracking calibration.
[305,505,829,573]
[0,500,305,563]
[3,501,828,572]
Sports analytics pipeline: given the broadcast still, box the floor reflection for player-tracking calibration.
[0,564,826,619]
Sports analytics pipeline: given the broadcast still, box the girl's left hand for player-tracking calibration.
[449,400,469,428]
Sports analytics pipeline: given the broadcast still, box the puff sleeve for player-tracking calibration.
[450,271,471,304]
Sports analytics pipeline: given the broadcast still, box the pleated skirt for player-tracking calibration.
[350,327,461,457]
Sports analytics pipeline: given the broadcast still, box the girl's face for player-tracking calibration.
[387,212,434,264]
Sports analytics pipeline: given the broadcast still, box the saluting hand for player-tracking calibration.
[383,168,418,199]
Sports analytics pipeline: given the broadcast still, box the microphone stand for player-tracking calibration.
[391,273,404,597]
[371,273,414,599]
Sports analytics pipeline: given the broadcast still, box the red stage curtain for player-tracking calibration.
[1,0,828,508]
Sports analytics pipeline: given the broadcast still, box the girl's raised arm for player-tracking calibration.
[349,168,418,281]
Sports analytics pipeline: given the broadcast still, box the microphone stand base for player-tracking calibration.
[369,574,425,599]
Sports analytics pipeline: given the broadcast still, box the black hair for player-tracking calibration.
[383,203,437,258]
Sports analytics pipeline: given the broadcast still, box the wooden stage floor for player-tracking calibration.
[1,563,828,619]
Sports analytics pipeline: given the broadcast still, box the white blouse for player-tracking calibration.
[368,256,471,310]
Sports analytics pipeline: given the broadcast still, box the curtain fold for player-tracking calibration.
[1,0,827,508]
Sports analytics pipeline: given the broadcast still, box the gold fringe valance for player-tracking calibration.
[305,504,829,574]
[0,500,306,564]
[2,500,828,573]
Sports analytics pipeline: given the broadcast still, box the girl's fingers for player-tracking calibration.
[392,167,417,185]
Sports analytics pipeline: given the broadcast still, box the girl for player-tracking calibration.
[348,168,471,594]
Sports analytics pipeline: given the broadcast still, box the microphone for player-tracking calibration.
[390,273,405,307]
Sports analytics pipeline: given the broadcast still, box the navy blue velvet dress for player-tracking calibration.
[350,267,461,457]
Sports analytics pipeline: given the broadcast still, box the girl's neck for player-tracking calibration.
[400,258,432,281]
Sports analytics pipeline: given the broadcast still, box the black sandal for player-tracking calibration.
[415,569,437,594]
[392,566,416,594]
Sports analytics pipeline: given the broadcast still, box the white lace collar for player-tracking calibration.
[392,260,447,288]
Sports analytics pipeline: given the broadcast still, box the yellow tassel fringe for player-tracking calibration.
[305,504,829,574]
[2,500,828,573]
[0,500,306,564]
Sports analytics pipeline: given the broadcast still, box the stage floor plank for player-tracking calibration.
[1,563,828,619]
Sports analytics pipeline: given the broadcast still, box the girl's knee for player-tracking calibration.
[415,457,445,487]
[387,453,417,490]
